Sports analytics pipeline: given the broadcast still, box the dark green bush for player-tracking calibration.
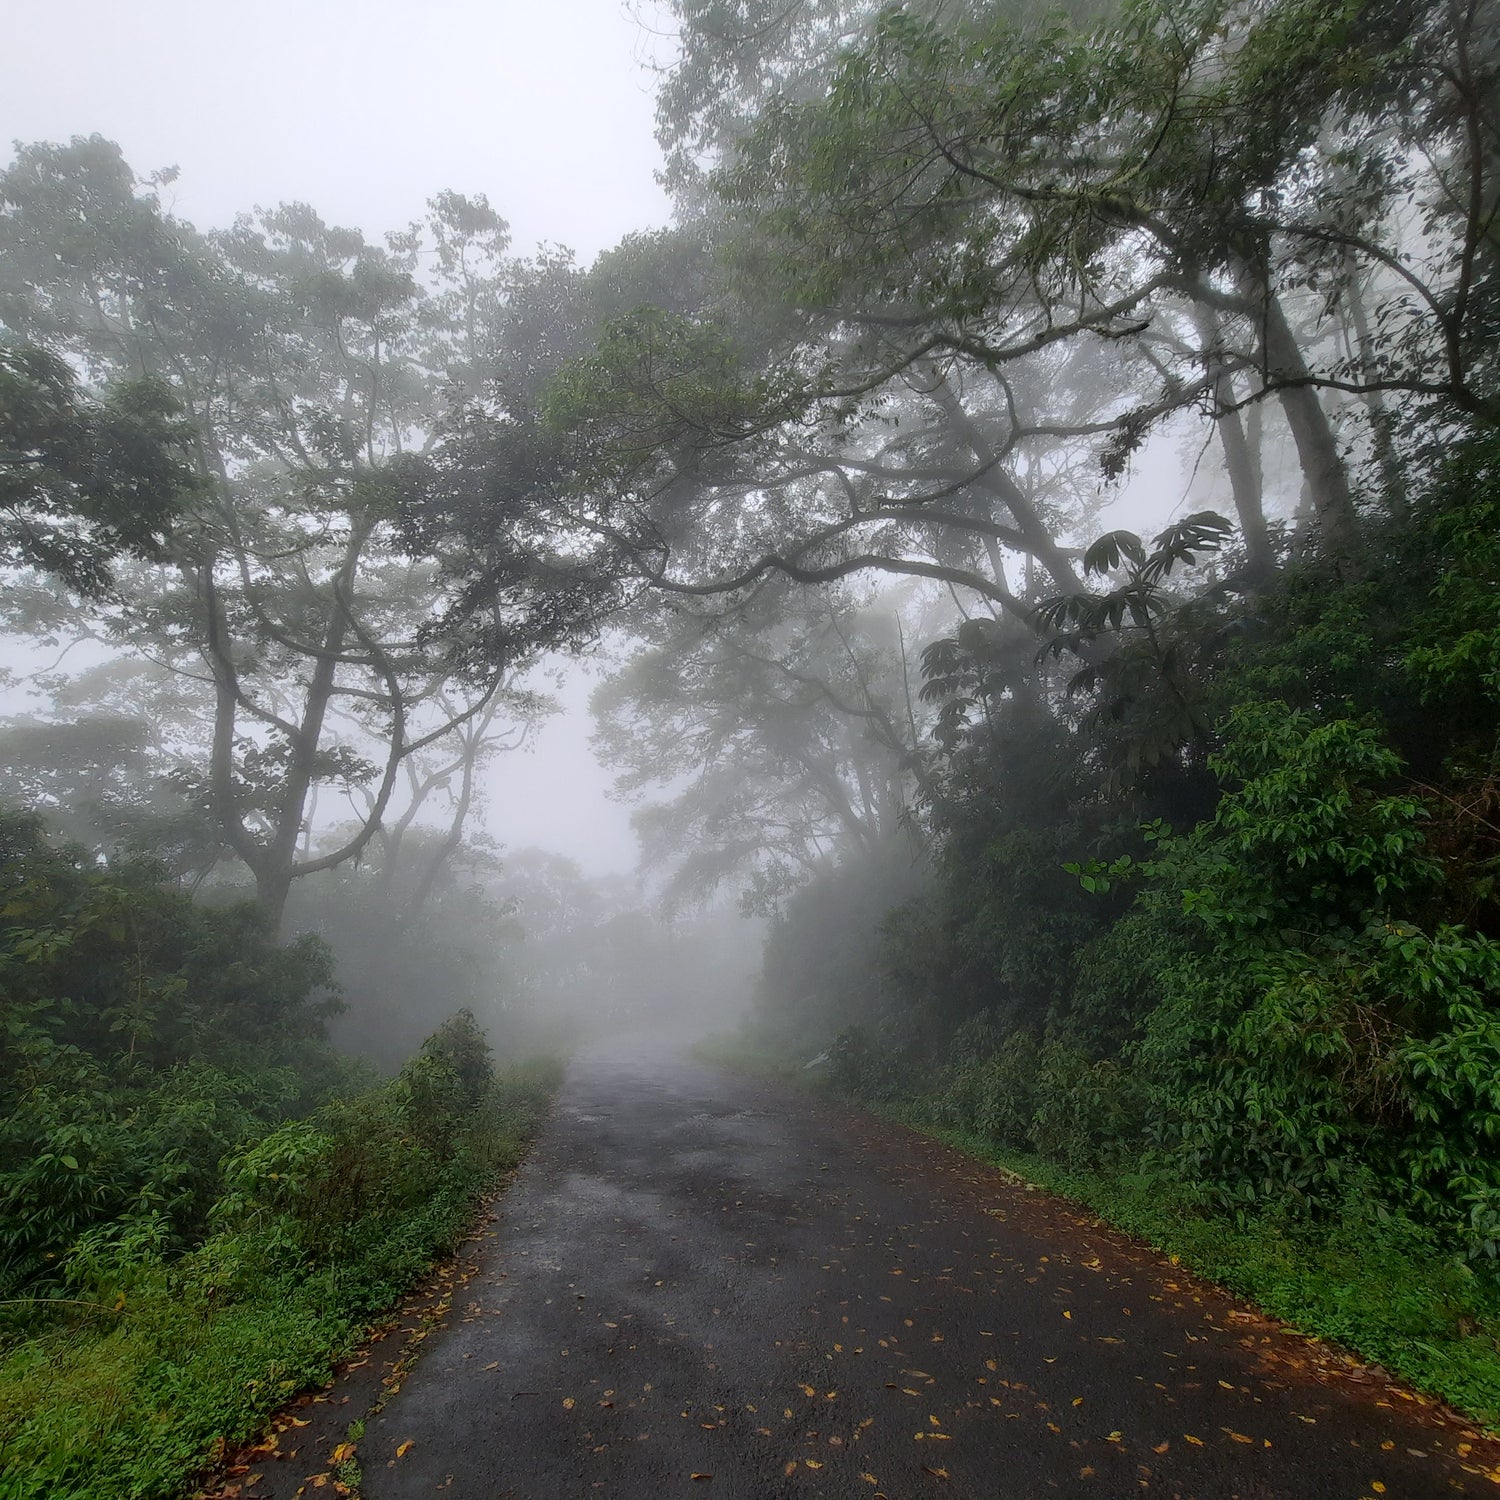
[930,1018,1039,1147]
[1029,1043,1145,1171]
[0,813,349,1298]
[727,429,1500,1441]
[0,1049,561,1500]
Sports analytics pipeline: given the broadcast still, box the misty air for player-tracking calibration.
[2,0,1499,1495]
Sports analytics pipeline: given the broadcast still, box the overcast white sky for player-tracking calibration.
[4,0,672,259]
[3,0,672,873]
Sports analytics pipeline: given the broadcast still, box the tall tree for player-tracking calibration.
[593,584,931,910]
[526,0,1496,617]
[0,138,601,922]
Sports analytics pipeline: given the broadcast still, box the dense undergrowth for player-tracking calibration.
[0,1034,558,1500]
[0,816,559,1499]
[732,431,1500,1428]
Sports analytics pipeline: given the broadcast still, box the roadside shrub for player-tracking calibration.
[0,1046,335,1299]
[1029,1042,1145,1171]
[930,1019,1040,1147]
[213,1014,502,1267]
[214,1096,423,1266]
[1134,706,1500,1236]
[398,1008,493,1154]
[0,814,352,1299]
[1065,907,1173,1050]
[0,1050,559,1500]
[826,1017,929,1104]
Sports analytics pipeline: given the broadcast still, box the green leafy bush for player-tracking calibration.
[1131,705,1500,1238]
[930,1018,1040,1147]
[0,813,349,1300]
[1029,1043,1145,1171]
[212,1011,521,1268]
[0,1031,560,1500]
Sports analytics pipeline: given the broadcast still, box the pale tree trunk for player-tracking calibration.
[1193,303,1274,583]
[1342,261,1407,517]
[1251,279,1362,571]
[929,372,1087,598]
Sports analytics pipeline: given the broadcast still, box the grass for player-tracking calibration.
[0,1058,560,1500]
[698,1031,1500,1433]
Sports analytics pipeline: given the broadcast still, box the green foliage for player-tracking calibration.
[0,813,348,1301]
[212,1029,549,1278]
[0,1058,307,1301]
[543,306,801,461]
[403,1008,495,1132]
[1124,703,1500,1239]
[764,428,1500,1283]
[1032,513,1238,778]
[930,1019,1040,1148]
[923,1020,1147,1171]
[0,1053,560,1500]
[1402,435,1500,716]
[0,810,339,1075]
[0,342,199,595]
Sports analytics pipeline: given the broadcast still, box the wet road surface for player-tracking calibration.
[344,1043,1500,1498]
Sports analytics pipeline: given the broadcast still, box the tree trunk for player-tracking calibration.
[1193,303,1274,583]
[1343,262,1407,517]
[258,868,294,931]
[1255,284,1362,571]
[929,373,1086,595]
[261,522,370,906]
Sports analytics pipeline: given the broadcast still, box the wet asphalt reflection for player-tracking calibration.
[361,1041,1500,1499]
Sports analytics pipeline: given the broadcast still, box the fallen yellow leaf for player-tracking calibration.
[396,1440,414,1458]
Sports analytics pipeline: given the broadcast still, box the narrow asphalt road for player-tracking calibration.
[349,1042,1499,1499]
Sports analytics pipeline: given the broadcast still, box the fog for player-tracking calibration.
[2,0,671,261]
[5,9,1493,1485]
[1,0,1472,1078]
[1,0,719,1060]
